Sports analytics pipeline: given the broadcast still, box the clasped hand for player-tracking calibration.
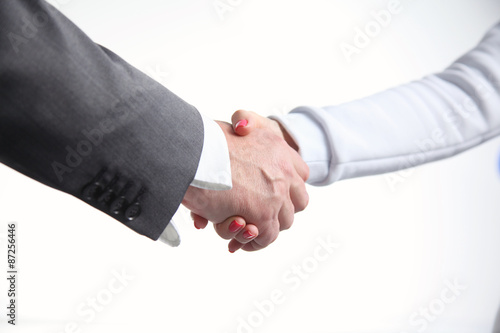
[182,111,309,252]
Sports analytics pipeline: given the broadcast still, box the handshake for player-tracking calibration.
[182,110,310,253]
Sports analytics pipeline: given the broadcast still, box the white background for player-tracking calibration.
[1,0,500,332]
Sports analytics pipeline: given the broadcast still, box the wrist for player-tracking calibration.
[271,120,299,151]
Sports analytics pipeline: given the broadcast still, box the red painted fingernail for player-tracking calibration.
[229,220,244,233]
[235,119,248,131]
[243,230,255,239]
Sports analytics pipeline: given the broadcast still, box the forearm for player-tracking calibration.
[274,22,500,186]
[0,0,204,239]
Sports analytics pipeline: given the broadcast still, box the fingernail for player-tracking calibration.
[243,230,255,239]
[235,119,248,131]
[229,220,244,233]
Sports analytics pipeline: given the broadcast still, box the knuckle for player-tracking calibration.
[280,222,291,231]
[278,161,294,179]
[256,227,279,247]
[296,194,309,212]
[303,164,310,181]
[232,109,245,122]
[261,208,279,226]
[280,213,294,231]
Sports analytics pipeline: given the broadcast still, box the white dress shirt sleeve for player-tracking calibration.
[159,113,232,245]
[272,22,500,186]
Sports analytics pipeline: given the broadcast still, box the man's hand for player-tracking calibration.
[182,121,309,251]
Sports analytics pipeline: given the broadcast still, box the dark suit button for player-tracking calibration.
[110,196,128,215]
[125,202,141,221]
[97,189,116,206]
[82,182,103,201]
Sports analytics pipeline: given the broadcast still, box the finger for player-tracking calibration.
[278,200,295,231]
[241,241,259,252]
[233,224,259,244]
[213,216,246,240]
[191,212,209,230]
[250,219,280,250]
[231,110,261,136]
[228,239,245,253]
[240,203,295,252]
[228,224,259,253]
[289,175,309,213]
[288,145,310,181]
[241,239,268,252]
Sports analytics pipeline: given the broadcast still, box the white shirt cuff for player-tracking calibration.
[270,112,332,185]
[158,113,232,246]
[190,113,232,190]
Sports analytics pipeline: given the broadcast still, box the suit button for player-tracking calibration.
[82,182,103,201]
[97,189,116,206]
[125,202,141,221]
[110,196,128,215]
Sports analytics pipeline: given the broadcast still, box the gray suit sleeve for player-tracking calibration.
[0,0,204,240]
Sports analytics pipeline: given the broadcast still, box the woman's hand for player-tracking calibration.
[192,212,258,253]
[231,110,299,151]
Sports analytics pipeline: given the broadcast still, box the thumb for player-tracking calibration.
[231,110,262,136]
